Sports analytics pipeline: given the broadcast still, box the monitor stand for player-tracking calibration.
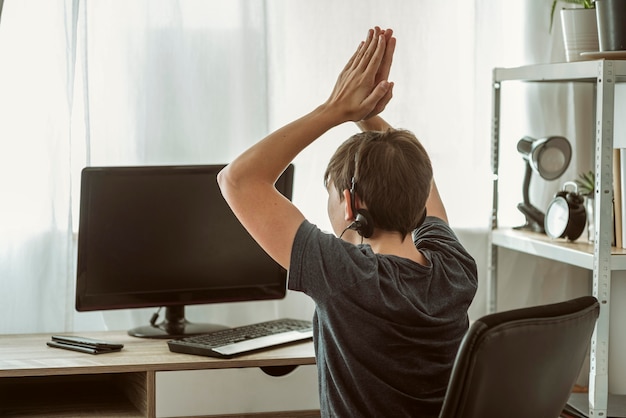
[128,305,229,339]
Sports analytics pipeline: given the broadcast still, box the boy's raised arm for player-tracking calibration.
[217,27,396,269]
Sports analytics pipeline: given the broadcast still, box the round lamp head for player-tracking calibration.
[517,136,571,180]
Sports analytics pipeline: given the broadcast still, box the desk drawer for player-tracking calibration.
[155,365,319,417]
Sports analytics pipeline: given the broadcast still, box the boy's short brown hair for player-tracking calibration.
[324,129,433,237]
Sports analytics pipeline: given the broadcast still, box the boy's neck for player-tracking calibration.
[365,231,427,266]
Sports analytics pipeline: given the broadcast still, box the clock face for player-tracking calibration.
[545,196,569,239]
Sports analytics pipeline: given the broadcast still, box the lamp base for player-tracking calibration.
[516,202,546,234]
[514,220,545,233]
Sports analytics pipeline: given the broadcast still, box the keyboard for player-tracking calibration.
[167,318,313,358]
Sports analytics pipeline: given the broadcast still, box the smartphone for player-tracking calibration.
[51,335,124,350]
[47,335,124,354]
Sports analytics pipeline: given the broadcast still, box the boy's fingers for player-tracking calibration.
[350,29,374,72]
[372,82,394,118]
[363,34,386,77]
[357,28,383,72]
[360,80,393,119]
[343,41,365,74]
[377,36,396,81]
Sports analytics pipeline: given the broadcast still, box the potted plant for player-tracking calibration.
[550,0,599,61]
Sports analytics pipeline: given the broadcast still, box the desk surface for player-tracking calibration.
[0,330,316,377]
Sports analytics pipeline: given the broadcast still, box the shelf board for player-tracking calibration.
[491,228,626,270]
[494,60,626,83]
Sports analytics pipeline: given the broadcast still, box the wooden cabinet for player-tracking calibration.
[489,60,626,417]
[0,331,319,417]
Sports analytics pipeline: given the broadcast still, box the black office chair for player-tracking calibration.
[439,296,600,418]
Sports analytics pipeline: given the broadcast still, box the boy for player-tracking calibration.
[218,27,477,417]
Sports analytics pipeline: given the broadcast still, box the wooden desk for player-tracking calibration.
[0,331,319,417]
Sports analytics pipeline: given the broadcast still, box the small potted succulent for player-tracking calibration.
[575,170,595,196]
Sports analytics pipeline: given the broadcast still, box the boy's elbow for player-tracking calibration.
[216,167,227,189]
[218,165,273,204]
[216,168,228,193]
[217,166,237,199]
[217,165,252,203]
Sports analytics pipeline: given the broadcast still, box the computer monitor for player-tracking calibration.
[76,164,294,339]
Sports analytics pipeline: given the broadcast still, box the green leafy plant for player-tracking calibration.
[575,170,595,197]
[550,0,595,32]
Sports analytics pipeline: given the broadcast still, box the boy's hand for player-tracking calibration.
[325,27,395,123]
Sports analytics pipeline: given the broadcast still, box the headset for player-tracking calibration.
[347,148,375,238]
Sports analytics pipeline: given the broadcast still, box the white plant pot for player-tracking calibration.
[560,8,599,62]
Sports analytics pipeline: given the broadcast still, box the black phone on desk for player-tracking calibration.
[47,335,124,354]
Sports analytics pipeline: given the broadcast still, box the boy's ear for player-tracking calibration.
[342,189,354,221]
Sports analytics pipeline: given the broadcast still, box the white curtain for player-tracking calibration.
[0,1,79,334]
[0,0,598,335]
[0,0,277,333]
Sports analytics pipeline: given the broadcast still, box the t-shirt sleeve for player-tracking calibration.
[288,220,316,292]
[413,216,478,290]
[288,220,376,298]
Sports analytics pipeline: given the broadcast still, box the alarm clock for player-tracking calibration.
[544,181,587,241]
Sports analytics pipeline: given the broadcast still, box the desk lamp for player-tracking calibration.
[516,135,571,232]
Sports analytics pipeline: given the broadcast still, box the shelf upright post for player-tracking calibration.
[487,72,502,315]
[588,60,616,418]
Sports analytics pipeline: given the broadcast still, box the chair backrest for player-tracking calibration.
[439,296,599,418]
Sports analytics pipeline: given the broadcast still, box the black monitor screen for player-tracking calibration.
[76,164,294,338]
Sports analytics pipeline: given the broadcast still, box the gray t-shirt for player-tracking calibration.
[288,217,477,417]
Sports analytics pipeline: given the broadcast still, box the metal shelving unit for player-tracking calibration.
[489,60,626,418]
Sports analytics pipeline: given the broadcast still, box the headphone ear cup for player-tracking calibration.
[355,209,374,239]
